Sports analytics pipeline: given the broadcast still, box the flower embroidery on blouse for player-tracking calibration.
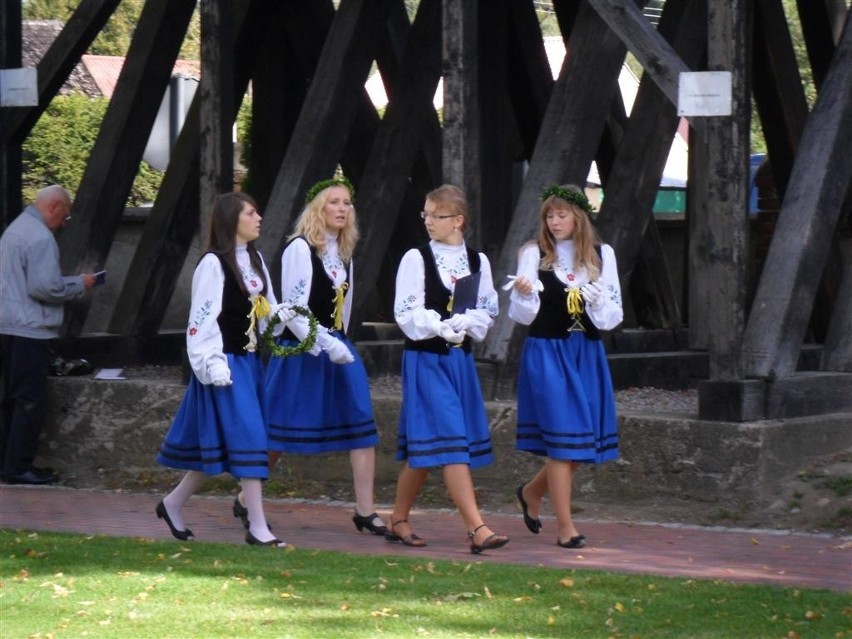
[321,252,345,283]
[394,293,420,317]
[434,252,470,279]
[188,299,213,337]
[283,278,308,307]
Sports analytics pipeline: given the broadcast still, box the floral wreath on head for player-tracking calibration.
[540,184,594,215]
[305,175,356,205]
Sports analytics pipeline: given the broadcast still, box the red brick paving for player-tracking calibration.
[1,485,849,592]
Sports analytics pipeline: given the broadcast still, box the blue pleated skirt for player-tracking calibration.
[265,335,378,454]
[516,333,618,463]
[397,347,493,470]
[156,352,269,478]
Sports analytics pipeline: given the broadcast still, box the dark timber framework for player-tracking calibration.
[1,0,850,421]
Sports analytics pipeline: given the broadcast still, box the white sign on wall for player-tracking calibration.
[0,68,39,107]
[677,71,732,116]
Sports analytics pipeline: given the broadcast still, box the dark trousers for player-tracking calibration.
[0,335,51,478]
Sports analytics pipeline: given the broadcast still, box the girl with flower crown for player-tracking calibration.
[508,184,623,549]
[388,184,509,554]
[255,177,386,537]
[156,192,296,548]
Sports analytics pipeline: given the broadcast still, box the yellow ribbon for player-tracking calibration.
[446,295,453,312]
[332,282,349,331]
[245,294,271,351]
[565,287,586,332]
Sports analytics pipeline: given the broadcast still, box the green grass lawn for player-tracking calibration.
[1,530,848,639]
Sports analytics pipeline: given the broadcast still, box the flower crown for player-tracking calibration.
[305,176,355,205]
[540,184,594,215]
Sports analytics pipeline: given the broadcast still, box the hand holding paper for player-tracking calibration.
[446,313,471,332]
[439,322,466,344]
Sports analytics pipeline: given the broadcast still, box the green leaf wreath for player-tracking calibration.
[261,305,319,357]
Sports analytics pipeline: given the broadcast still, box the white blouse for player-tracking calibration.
[185,245,277,384]
[394,240,499,342]
[279,234,353,339]
[508,240,623,331]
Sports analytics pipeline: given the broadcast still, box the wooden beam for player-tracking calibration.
[348,0,443,331]
[689,0,751,379]
[822,243,852,372]
[742,17,852,377]
[483,1,634,362]
[585,0,704,134]
[107,1,257,336]
[505,0,554,159]
[442,0,481,246]
[596,0,708,330]
[0,0,23,227]
[796,0,848,89]
[752,0,809,196]
[199,0,235,234]
[255,0,393,274]
[57,0,197,336]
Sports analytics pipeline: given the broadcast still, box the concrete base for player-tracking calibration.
[37,376,852,510]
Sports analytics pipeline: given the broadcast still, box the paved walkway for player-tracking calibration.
[1,484,849,592]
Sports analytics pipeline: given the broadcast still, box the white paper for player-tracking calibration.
[94,368,125,380]
[0,68,39,107]
[677,71,732,116]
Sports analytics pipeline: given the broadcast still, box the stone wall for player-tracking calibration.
[39,376,852,509]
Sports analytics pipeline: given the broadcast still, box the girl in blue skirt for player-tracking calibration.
[508,184,623,549]
[156,192,295,547]
[261,177,385,537]
[387,184,509,554]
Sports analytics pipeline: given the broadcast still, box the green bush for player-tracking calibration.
[22,92,163,206]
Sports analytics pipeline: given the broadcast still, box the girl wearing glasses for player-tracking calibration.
[388,184,509,554]
[508,184,623,549]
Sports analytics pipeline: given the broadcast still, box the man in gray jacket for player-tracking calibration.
[0,185,96,484]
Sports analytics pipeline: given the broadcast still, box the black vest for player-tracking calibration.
[282,237,350,339]
[528,248,602,341]
[404,244,482,355]
[207,252,265,354]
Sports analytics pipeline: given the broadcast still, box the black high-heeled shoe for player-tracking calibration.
[468,524,509,555]
[232,497,249,529]
[245,530,287,548]
[515,484,542,534]
[353,511,387,536]
[155,501,194,541]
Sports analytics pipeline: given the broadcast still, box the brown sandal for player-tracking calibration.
[384,518,427,547]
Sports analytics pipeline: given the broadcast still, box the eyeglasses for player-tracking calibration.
[420,211,458,220]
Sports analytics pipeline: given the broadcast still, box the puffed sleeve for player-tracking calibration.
[257,254,283,336]
[279,238,315,341]
[586,244,623,331]
[463,252,498,342]
[508,243,542,326]
[186,254,227,384]
[393,248,443,341]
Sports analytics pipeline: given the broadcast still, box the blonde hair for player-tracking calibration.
[537,184,601,279]
[289,184,359,261]
[425,184,470,234]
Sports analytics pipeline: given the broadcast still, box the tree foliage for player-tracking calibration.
[22,0,200,59]
[21,93,163,206]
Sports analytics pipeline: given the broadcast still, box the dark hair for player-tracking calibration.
[205,192,268,296]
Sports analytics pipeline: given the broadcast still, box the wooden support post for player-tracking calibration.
[688,0,750,380]
[483,1,632,362]
[256,0,392,276]
[200,0,234,237]
[743,21,852,377]
[0,0,22,227]
[56,0,197,336]
[822,237,852,372]
[442,0,481,245]
[108,2,256,336]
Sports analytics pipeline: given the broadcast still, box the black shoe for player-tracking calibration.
[245,530,287,548]
[516,484,541,534]
[353,511,387,536]
[232,497,250,529]
[7,469,59,485]
[155,501,194,541]
[557,535,586,549]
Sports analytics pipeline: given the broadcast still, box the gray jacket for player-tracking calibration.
[0,206,86,339]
